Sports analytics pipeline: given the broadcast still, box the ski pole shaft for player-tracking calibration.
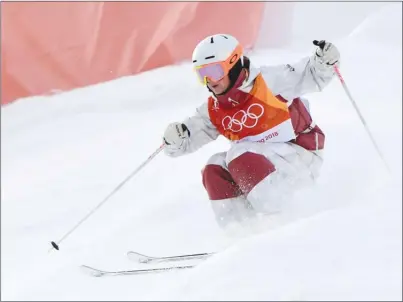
[333,65,391,174]
[50,144,165,252]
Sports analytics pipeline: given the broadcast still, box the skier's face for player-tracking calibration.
[206,75,230,95]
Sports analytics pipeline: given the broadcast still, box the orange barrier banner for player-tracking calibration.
[1,2,265,105]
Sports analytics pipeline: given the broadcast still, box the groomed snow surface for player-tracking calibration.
[2,3,402,301]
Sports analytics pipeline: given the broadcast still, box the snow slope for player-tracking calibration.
[2,3,401,301]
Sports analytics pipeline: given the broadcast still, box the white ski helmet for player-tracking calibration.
[192,34,244,85]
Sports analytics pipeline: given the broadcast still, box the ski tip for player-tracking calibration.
[80,265,104,277]
[127,251,151,263]
[126,251,145,257]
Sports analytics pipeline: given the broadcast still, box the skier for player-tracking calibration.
[162,34,340,228]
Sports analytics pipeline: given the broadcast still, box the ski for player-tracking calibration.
[80,264,195,277]
[127,251,214,264]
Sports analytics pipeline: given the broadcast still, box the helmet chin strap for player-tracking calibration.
[206,85,214,94]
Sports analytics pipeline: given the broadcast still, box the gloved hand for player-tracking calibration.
[313,40,340,66]
[163,122,190,150]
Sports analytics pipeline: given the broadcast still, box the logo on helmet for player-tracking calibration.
[229,54,238,64]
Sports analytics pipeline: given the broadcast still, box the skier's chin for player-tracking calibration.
[209,84,226,95]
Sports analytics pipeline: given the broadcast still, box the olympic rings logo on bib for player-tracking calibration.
[222,103,264,133]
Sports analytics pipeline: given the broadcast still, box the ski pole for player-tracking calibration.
[332,65,391,174]
[313,40,390,174]
[50,144,165,252]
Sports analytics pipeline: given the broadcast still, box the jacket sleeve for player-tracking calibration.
[164,102,220,157]
[259,54,337,102]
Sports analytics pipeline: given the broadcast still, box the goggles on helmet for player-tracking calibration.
[194,44,243,85]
